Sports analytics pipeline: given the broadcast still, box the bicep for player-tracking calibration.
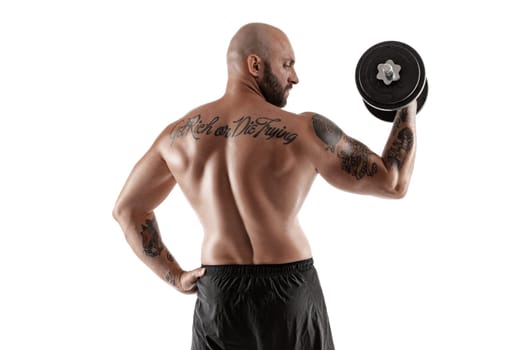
[115,145,176,215]
[307,113,392,196]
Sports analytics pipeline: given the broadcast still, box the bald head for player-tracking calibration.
[227,23,288,75]
[225,23,298,107]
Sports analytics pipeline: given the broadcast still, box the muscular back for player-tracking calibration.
[159,95,317,264]
[113,23,416,292]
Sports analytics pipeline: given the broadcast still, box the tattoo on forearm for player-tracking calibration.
[165,271,177,287]
[338,136,378,179]
[399,107,409,122]
[167,251,175,262]
[394,108,409,129]
[393,117,401,129]
[312,114,342,152]
[169,114,298,144]
[386,127,414,167]
[140,219,164,257]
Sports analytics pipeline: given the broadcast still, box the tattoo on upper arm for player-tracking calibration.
[167,251,175,262]
[312,114,342,152]
[338,136,378,179]
[386,127,414,167]
[140,219,164,257]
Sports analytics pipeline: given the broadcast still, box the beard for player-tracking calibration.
[259,62,289,107]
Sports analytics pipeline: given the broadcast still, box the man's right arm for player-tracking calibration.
[304,101,417,198]
[112,128,205,294]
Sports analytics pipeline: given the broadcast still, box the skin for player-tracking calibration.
[113,23,417,294]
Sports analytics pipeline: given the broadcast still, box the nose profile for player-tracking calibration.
[289,68,299,85]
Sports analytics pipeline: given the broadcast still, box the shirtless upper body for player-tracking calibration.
[113,23,417,294]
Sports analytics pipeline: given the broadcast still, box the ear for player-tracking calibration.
[247,54,262,77]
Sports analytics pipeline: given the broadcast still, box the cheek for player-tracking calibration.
[278,70,290,84]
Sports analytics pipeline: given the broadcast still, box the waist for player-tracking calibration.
[202,258,314,276]
[201,230,312,265]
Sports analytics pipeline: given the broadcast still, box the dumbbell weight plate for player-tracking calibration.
[356,41,428,122]
[363,79,428,122]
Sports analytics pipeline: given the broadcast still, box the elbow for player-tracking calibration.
[112,201,138,244]
[389,185,409,199]
[112,199,132,225]
[381,179,410,199]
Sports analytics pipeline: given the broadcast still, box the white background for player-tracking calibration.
[1,0,523,349]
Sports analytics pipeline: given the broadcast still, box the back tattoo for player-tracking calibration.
[169,114,298,145]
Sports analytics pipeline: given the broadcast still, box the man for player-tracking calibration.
[113,22,417,350]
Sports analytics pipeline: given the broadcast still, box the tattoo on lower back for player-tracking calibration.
[338,136,378,179]
[386,127,414,167]
[140,219,164,257]
[312,114,342,152]
[169,114,298,144]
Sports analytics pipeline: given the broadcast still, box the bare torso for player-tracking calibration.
[160,93,317,264]
[113,22,416,295]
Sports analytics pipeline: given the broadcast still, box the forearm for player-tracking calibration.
[380,103,417,196]
[115,210,183,288]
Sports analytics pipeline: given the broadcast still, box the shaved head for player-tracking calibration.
[225,23,298,107]
[227,23,286,74]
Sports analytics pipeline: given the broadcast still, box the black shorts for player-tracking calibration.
[191,258,335,350]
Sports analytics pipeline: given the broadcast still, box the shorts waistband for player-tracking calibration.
[202,258,314,275]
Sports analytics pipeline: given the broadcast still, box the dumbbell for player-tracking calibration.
[355,41,428,122]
